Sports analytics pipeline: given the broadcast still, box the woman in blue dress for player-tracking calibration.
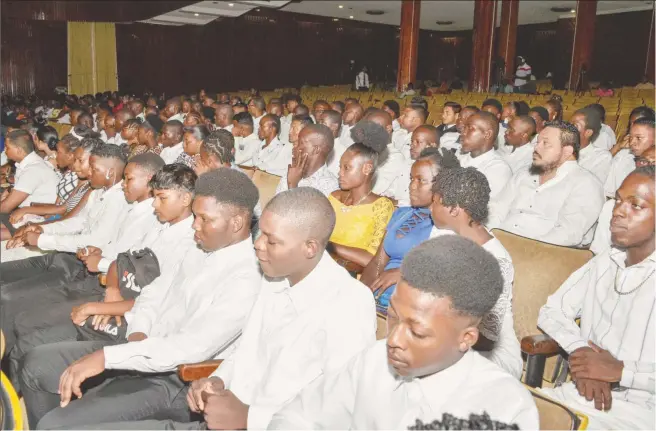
[360,147,459,310]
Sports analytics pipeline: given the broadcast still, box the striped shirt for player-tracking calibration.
[538,248,655,409]
[64,181,90,213]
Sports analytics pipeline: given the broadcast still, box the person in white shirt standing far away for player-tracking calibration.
[355,66,370,91]
[75,187,377,430]
[269,236,539,430]
[537,164,656,430]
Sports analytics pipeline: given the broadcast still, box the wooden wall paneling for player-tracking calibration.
[469,0,498,92]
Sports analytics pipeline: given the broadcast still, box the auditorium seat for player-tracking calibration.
[528,386,588,430]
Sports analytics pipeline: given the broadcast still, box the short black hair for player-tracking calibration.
[149,163,197,194]
[407,105,428,123]
[78,111,94,125]
[292,115,314,127]
[545,99,563,121]
[183,125,211,142]
[444,101,462,114]
[295,104,310,116]
[410,97,428,112]
[78,137,104,154]
[249,96,266,111]
[414,124,440,144]
[195,168,259,216]
[417,147,461,171]
[331,100,345,112]
[36,125,59,151]
[482,98,503,114]
[383,100,400,118]
[633,164,656,179]
[585,103,606,122]
[574,107,602,142]
[433,167,490,224]
[164,120,184,138]
[204,129,235,164]
[472,111,500,140]
[463,105,480,113]
[400,235,503,318]
[202,106,215,123]
[60,134,83,152]
[6,129,34,153]
[73,125,100,140]
[529,106,549,122]
[544,120,581,159]
[516,101,530,116]
[321,109,341,126]
[285,94,301,104]
[632,117,655,129]
[629,106,655,122]
[128,153,165,176]
[262,114,281,134]
[514,115,537,138]
[90,141,128,165]
[349,120,389,169]
[265,187,336,247]
[233,112,254,128]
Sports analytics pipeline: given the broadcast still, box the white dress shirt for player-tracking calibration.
[373,146,407,200]
[269,342,538,430]
[355,71,369,89]
[57,113,71,125]
[213,254,377,430]
[252,114,265,136]
[252,138,292,177]
[537,248,655,429]
[38,182,129,253]
[105,238,261,373]
[439,127,460,152]
[99,130,109,143]
[96,198,160,273]
[391,129,411,159]
[106,134,126,146]
[340,124,354,148]
[578,143,612,184]
[326,135,348,178]
[235,133,262,166]
[604,149,636,198]
[218,124,234,133]
[160,142,184,164]
[496,125,514,156]
[168,113,184,123]
[503,141,535,174]
[589,198,614,255]
[13,152,60,207]
[490,161,604,247]
[391,119,400,132]
[592,123,616,150]
[391,158,414,208]
[275,164,338,197]
[279,115,292,145]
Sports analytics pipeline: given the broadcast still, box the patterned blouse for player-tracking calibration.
[56,170,79,203]
[174,152,199,169]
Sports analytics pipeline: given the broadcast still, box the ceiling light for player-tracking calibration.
[570,9,575,13]
[333,18,339,21]
[194,13,200,16]
[228,3,234,6]
[338,5,344,8]
[349,15,354,19]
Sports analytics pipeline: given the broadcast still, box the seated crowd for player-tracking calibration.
[0,88,654,430]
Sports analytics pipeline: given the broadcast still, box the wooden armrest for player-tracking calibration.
[98,274,107,286]
[178,360,223,382]
[328,252,364,275]
[521,334,561,356]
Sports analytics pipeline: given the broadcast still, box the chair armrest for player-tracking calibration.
[521,334,561,356]
[177,360,223,382]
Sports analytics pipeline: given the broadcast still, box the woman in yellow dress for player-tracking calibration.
[328,120,394,272]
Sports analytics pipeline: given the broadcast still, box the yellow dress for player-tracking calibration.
[328,194,395,255]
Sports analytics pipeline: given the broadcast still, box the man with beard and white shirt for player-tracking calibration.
[457,112,512,225]
[158,120,185,164]
[268,236,538,430]
[489,121,604,247]
[21,168,262,429]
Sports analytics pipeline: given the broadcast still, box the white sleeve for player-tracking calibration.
[124,273,172,337]
[104,273,259,373]
[487,172,519,229]
[13,170,43,195]
[589,199,613,255]
[485,160,513,200]
[537,259,595,353]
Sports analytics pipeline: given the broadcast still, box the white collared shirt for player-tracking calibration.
[391,129,411,160]
[279,115,293,145]
[326,135,348,178]
[96,198,160,273]
[106,134,126,146]
[235,133,262,166]
[252,114,265,136]
[392,119,400,132]
[107,238,261,373]
[604,149,636,198]
[503,141,535,174]
[99,130,109,143]
[578,143,612,184]
[275,164,338,197]
[391,158,414,207]
[168,113,184,123]
[57,113,71,125]
[593,123,616,150]
[355,71,369,89]
[160,142,184,164]
[252,138,292,177]
[38,182,129,253]
[373,146,408,200]
[13,152,60,207]
[538,248,656,410]
[269,342,538,430]
[496,124,513,156]
[439,125,460,152]
[340,124,354,148]
[213,254,376,430]
[490,161,604,247]
[219,124,234,133]
[590,198,614,255]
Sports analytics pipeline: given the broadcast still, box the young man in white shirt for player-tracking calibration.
[586,103,616,151]
[158,120,185,164]
[503,115,537,174]
[232,112,260,166]
[355,66,370,90]
[252,114,291,177]
[269,236,539,430]
[163,98,185,124]
[513,56,532,91]
[570,107,612,184]
[280,95,301,143]
[490,121,605,247]
[481,99,507,152]
[604,118,654,198]
[537,165,655,430]
[275,124,338,197]
[88,187,377,430]
[213,104,234,133]
[318,109,348,178]
[20,168,262,429]
[0,130,60,218]
[392,105,426,160]
[457,112,512,225]
[340,102,364,148]
[248,97,267,136]
[364,109,407,200]
[437,102,461,151]
[528,106,548,139]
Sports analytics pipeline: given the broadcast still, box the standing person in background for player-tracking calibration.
[513,56,532,94]
[356,67,370,91]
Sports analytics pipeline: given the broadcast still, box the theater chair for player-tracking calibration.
[237,167,281,209]
[178,310,389,383]
[1,331,26,430]
[490,229,593,388]
[528,386,588,430]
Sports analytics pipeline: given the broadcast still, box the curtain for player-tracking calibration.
[68,22,118,95]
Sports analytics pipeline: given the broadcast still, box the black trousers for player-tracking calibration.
[20,340,191,429]
[0,253,87,354]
